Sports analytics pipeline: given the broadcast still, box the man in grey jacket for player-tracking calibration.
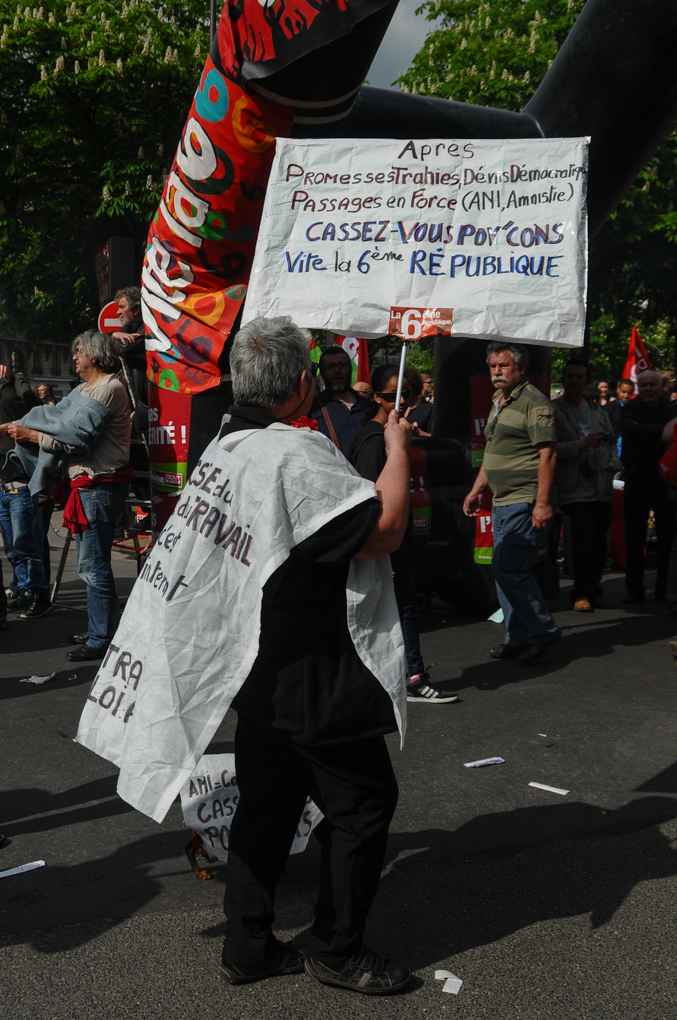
[553,360,620,612]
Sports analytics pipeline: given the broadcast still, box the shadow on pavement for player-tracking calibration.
[0,668,98,702]
[0,778,133,839]
[636,761,677,792]
[369,795,677,969]
[451,613,675,691]
[4,788,677,964]
[1,608,91,656]
[0,828,190,942]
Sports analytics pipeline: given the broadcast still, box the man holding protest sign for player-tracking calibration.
[76,317,414,995]
[463,342,561,664]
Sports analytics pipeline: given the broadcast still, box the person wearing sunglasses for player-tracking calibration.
[349,363,458,704]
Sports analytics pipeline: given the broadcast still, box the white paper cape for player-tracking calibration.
[76,423,407,822]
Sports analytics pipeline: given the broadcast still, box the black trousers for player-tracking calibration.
[624,482,676,597]
[560,500,613,603]
[222,716,399,968]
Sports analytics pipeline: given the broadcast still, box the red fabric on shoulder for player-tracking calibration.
[62,469,133,533]
[659,440,677,487]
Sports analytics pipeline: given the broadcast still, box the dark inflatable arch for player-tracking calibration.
[144,0,677,599]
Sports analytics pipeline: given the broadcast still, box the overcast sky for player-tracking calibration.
[367,0,439,90]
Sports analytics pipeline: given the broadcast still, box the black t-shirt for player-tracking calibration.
[222,406,396,746]
[349,420,415,547]
[348,420,386,483]
[621,394,677,483]
[405,400,434,432]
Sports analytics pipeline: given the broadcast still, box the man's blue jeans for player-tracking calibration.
[74,484,127,648]
[491,501,559,648]
[0,486,47,595]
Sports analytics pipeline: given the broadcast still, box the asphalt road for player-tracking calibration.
[2,520,677,1019]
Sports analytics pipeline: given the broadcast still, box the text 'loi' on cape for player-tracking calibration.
[76,422,407,823]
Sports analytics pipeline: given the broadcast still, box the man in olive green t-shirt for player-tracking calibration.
[463,342,561,665]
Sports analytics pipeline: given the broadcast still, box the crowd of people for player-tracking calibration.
[4,310,677,994]
[2,312,676,668]
[463,347,677,667]
[557,365,677,612]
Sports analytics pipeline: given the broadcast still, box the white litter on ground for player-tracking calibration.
[20,673,55,685]
[435,970,463,995]
[529,781,569,796]
[0,860,45,879]
[464,757,505,768]
[487,607,504,623]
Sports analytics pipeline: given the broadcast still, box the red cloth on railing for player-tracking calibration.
[62,468,134,534]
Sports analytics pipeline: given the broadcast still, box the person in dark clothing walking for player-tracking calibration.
[349,363,457,704]
[553,360,621,612]
[621,370,677,602]
[219,319,413,994]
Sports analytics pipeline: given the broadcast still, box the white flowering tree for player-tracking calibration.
[0,0,208,344]
[398,0,582,105]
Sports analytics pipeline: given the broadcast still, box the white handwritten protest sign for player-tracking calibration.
[244,136,589,348]
[180,754,323,862]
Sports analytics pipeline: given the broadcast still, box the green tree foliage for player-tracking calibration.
[400,0,677,382]
[399,0,580,107]
[0,0,208,344]
[403,339,435,374]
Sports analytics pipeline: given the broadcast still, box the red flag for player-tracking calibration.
[622,326,652,392]
[335,335,371,385]
[356,337,371,384]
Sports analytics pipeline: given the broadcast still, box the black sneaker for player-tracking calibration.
[407,673,458,703]
[70,633,89,644]
[519,630,562,665]
[304,946,411,995]
[489,643,524,659]
[20,593,53,619]
[8,590,32,612]
[67,643,108,662]
[220,940,303,986]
